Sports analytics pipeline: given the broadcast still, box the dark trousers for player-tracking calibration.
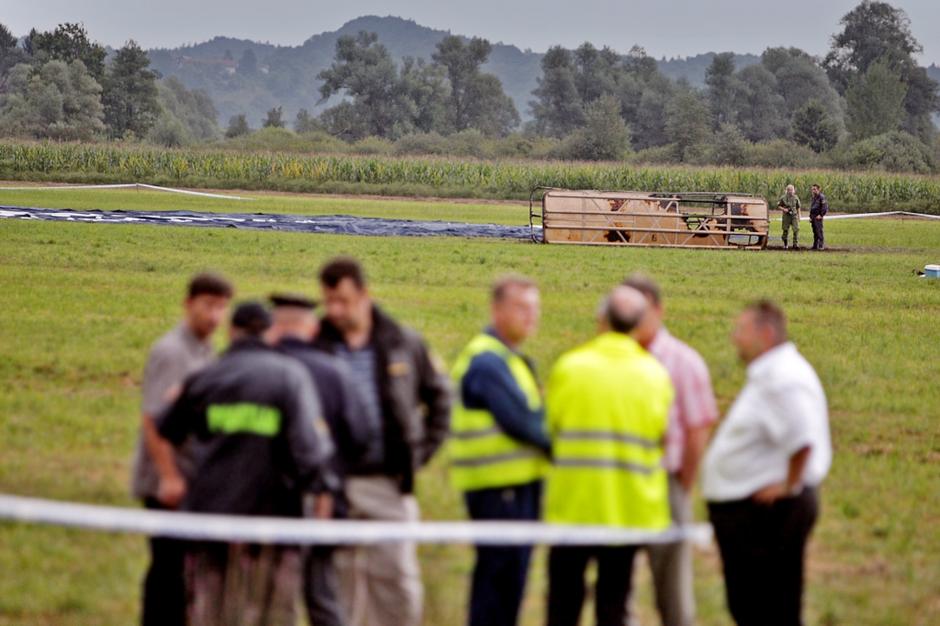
[811,215,825,249]
[547,544,637,626]
[708,487,819,626]
[464,481,542,626]
[141,498,187,626]
[303,545,347,626]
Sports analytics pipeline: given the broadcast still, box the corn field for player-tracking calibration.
[2,142,939,211]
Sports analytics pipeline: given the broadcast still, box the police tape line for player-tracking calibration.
[0,183,251,200]
[800,211,940,221]
[0,494,713,547]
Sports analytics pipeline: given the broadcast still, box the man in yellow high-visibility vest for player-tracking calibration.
[544,286,673,626]
[450,275,551,626]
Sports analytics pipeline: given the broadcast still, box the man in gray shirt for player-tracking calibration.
[131,272,233,626]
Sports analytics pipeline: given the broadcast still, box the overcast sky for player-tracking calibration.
[7,0,940,64]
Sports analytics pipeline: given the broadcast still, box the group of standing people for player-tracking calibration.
[132,257,832,626]
[777,183,830,250]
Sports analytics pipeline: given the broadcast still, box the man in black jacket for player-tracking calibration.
[314,257,451,626]
[809,184,829,251]
[156,301,338,626]
[268,292,372,626]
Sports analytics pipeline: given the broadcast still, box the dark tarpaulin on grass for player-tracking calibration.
[0,206,532,240]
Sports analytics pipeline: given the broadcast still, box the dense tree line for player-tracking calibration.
[0,22,219,145]
[223,1,936,172]
[1,2,938,174]
[523,1,937,168]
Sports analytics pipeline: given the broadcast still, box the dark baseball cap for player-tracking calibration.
[268,292,319,310]
[231,301,272,335]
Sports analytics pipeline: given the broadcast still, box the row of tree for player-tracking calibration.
[221,1,937,168]
[309,32,519,140]
[534,0,939,158]
[0,22,219,144]
[1,2,938,171]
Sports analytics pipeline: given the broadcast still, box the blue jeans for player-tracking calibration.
[464,481,542,626]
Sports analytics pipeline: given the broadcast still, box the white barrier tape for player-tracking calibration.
[0,183,250,200]
[134,184,251,200]
[800,211,940,221]
[0,494,712,548]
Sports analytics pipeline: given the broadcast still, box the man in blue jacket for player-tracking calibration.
[450,275,551,626]
[268,292,373,626]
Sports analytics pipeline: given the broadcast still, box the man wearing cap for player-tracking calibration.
[268,293,373,626]
[155,301,339,626]
[132,272,232,626]
[314,257,451,626]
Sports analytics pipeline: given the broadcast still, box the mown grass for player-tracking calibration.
[0,198,938,625]
[0,186,526,225]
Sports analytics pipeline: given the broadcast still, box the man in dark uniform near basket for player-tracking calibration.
[809,184,829,251]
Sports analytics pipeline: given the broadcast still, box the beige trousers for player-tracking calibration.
[634,473,696,626]
[335,476,424,626]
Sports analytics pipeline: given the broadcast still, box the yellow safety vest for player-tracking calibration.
[449,333,547,491]
[544,332,673,530]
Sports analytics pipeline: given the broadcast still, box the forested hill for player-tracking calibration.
[146,16,538,126]
[146,15,759,126]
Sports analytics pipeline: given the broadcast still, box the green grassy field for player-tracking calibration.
[0,186,526,224]
[0,188,938,625]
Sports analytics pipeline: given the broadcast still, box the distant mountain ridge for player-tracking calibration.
[145,15,924,128]
[147,16,545,126]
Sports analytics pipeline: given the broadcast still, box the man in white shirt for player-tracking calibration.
[702,300,831,626]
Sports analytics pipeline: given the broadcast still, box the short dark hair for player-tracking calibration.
[492,274,537,303]
[811,183,821,189]
[187,272,233,300]
[621,273,661,306]
[319,257,366,289]
[745,299,787,342]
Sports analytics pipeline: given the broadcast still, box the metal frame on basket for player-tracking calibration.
[529,187,769,249]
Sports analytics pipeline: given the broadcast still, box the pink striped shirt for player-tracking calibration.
[649,327,719,473]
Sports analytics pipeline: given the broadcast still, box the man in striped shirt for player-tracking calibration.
[625,274,718,626]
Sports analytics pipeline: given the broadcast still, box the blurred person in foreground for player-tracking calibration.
[625,273,718,626]
[132,272,232,626]
[155,301,338,626]
[268,292,373,626]
[450,275,551,626]
[313,257,451,626]
[702,300,831,626]
[543,286,673,626]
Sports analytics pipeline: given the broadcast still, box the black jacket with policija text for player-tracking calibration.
[159,336,338,517]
